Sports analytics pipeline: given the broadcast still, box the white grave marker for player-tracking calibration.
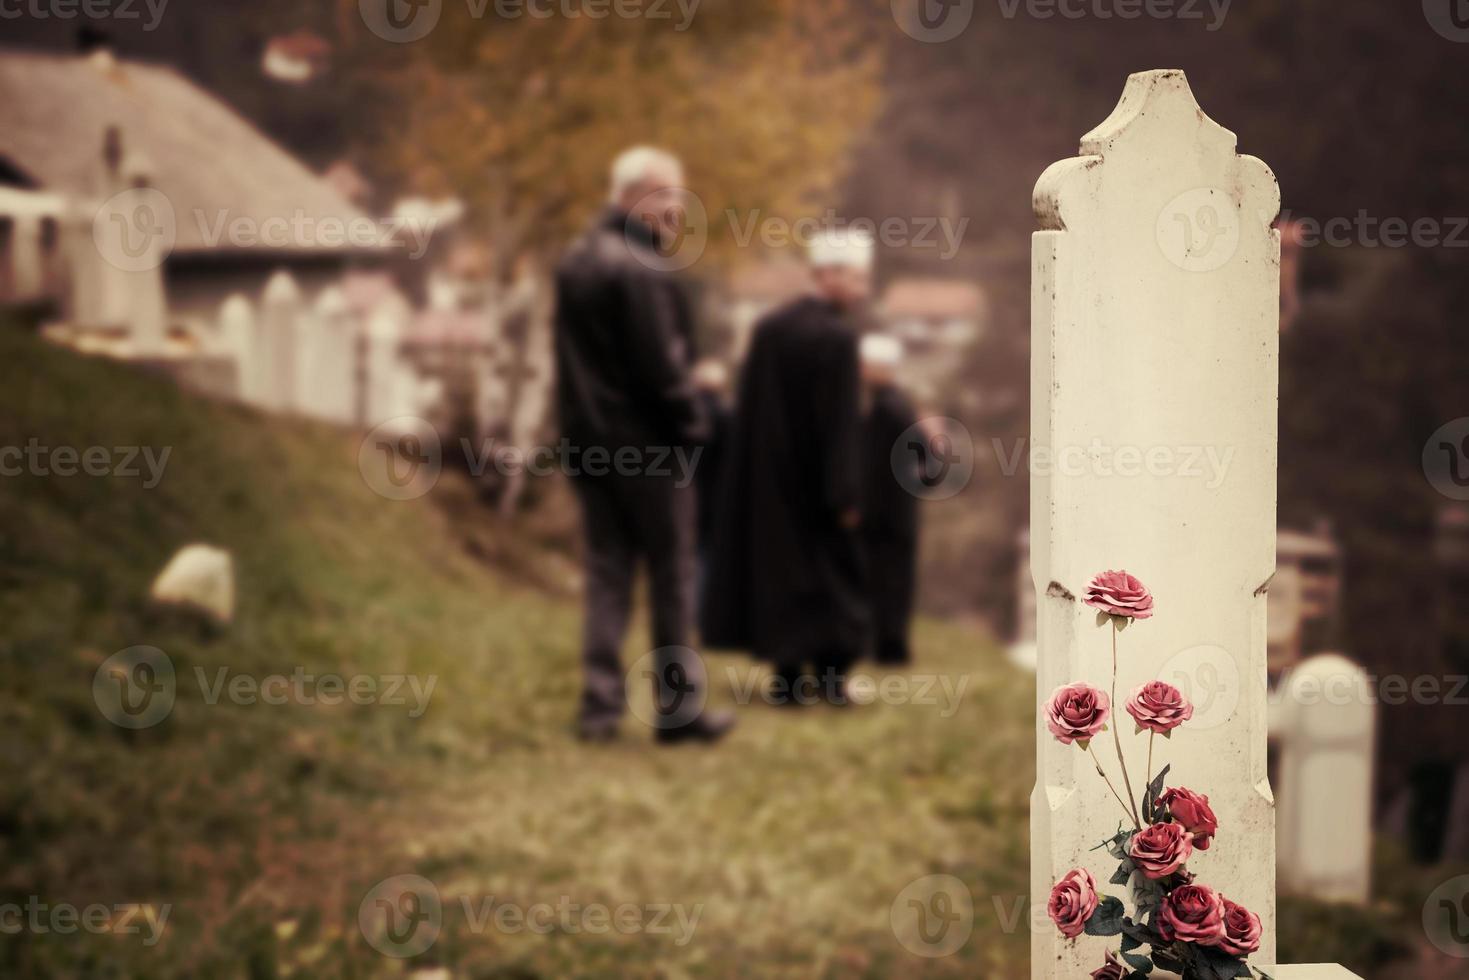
[217,294,257,405]
[1030,69,1281,976]
[259,270,302,412]
[299,287,358,425]
[1271,653,1374,905]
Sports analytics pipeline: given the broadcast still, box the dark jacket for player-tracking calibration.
[553,209,705,453]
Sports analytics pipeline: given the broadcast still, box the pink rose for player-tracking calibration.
[1045,684,1111,745]
[1126,680,1194,734]
[1084,570,1155,620]
[1047,868,1100,939]
[1156,884,1227,946]
[1158,787,1219,850]
[1127,820,1194,879]
[1090,952,1126,980]
[1217,897,1262,956]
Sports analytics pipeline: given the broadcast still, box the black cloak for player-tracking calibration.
[700,297,869,666]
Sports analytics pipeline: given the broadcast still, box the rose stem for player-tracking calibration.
[1087,743,1140,830]
[1111,622,1143,827]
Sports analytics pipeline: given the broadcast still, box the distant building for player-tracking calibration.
[876,276,986,404]
[0,46,387,351]
[261,30,331,86]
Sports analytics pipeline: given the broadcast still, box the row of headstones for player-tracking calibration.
[216,271,436,429]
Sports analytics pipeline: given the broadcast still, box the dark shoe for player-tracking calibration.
[655,710,736,745]
[576,719,619,743]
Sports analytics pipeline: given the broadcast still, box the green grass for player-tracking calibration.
[0,321,1033,978]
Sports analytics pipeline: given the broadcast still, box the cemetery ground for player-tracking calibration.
[0,319,1459,978]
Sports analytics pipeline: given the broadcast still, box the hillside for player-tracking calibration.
[0,322,1034,978]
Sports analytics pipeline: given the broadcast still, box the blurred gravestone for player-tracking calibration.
[218,294,257,405]
[364,290,412,428]
[259,270,302,412]
[1029,69,1282,975]
[1271,653,1374,904]
[300,287,357,425]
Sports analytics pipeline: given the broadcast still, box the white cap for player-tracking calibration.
[860,333,903,367]
[808,227,875,271]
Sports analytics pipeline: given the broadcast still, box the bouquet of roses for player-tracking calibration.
[1045,571,1270,980]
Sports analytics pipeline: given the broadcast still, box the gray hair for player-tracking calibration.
[609,146,683,204]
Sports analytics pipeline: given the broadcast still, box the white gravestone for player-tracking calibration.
[298,287,358,425]
[258,270,302,413]
[217,294,257,405]
[364,291,412,428]
[1030,70,1281,976]
[1270,653,1374,905]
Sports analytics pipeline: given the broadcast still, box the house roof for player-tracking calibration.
[0,47,377,255]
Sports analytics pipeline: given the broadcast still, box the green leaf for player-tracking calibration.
[1097,610,1112,628]
[1143,764,1172,823]
[1110,859,1134,885]
[1120,930,1142,953]
[1122,950,1154,974]
[1084,895,1126,938]
[1116,616,1132,632]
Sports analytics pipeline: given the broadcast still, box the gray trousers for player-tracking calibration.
[573,472,702,726]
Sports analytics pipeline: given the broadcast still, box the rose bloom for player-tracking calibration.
[1084,570,1155,620]
[1045,683,1111,745]
[1127,820,1194,879]
[1090,952,1126,980]
[1218,897,1263,956]
[1126,680,1194,734]
[1156,884,1227,946]
[1047,868,1099,939]
[1158,787,1219,850]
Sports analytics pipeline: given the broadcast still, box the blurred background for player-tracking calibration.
[2,0,1468,976]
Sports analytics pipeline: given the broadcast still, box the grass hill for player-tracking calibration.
[0,321,1034,978]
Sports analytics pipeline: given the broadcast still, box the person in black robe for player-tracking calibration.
[701,231,874,706]
[857,334,921,665]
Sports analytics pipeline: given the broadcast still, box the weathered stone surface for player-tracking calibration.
[1030,69,1281,976]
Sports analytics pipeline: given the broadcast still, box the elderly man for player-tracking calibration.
[702,229,874,706]
[554,147,734,744]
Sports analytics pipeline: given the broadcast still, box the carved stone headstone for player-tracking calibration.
[1030,70,1281,976]
[299,287,358,425]
[217,293,257,405]
[259,270,302,412]
[364,290,412,428]
[1271,653,1374,905]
